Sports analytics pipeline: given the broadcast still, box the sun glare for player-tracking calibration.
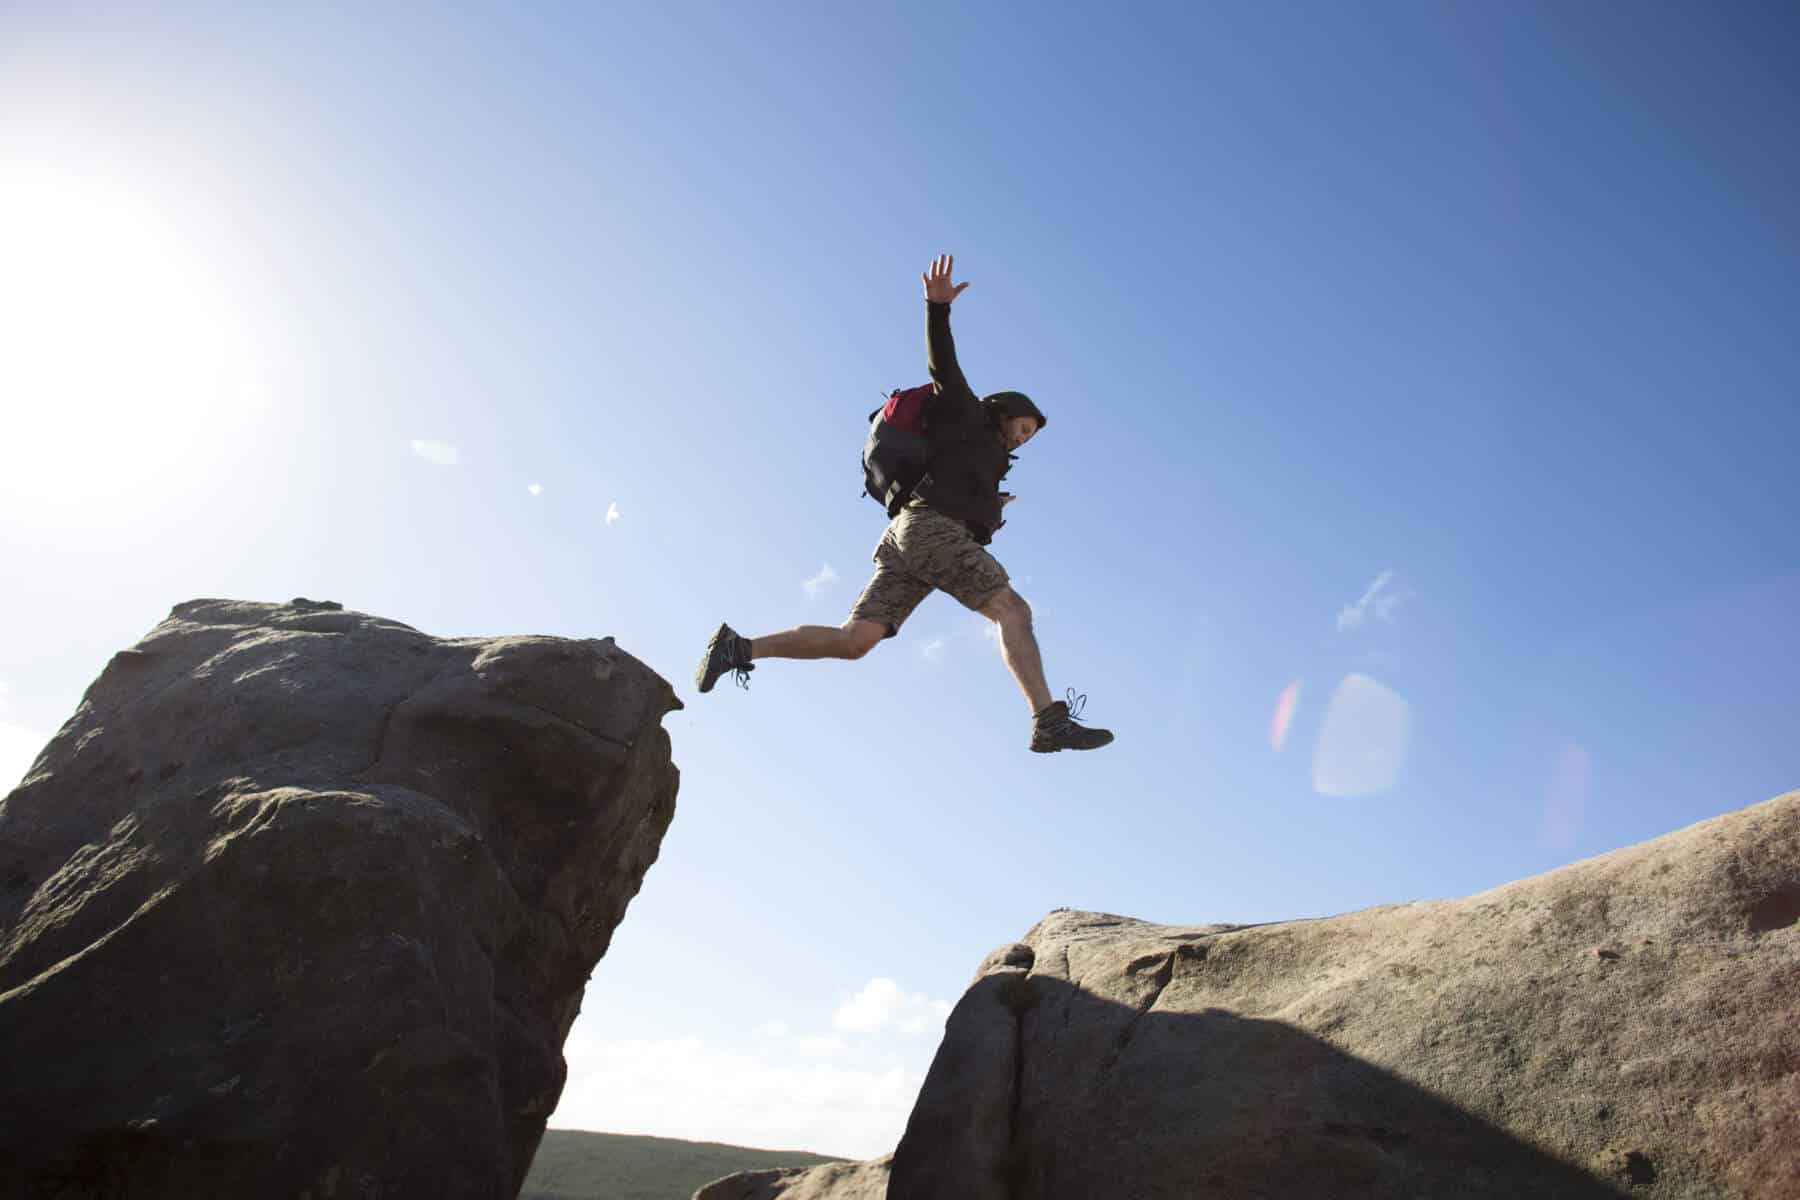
[0,163,272,510]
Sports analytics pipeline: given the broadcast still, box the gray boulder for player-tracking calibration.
[692,1154,891,1200]
[887,791,1800,1198]
[0,598,682,1199]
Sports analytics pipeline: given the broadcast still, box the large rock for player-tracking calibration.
[884,792,1799,1199]
[0,599,682,1199]
[692,1154,891,1200]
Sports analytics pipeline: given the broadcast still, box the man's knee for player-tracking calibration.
[981,587,1031,628]
[842,620,888,659]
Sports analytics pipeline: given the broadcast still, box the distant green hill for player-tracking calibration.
[520,1128,849,1200]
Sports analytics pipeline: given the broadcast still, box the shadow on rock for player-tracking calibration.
[896,959,1633,1199]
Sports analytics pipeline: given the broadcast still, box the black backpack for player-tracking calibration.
[861,384,933,516]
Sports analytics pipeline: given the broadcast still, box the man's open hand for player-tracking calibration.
[923,254,970,304]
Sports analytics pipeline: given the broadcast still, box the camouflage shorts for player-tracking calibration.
[848,505,1010,638]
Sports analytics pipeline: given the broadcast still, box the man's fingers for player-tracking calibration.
[924,254,962,299]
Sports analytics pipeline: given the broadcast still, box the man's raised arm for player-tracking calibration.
[922,253,971,395]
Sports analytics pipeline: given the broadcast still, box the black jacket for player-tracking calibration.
[913,301,1014,544]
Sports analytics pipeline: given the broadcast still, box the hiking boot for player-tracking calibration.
[695,622,754,693]
[1030,690,1114,753]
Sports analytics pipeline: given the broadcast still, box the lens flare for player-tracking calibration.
[1270,680,1302,751]
[1537,742,1590,851]
[1312,673,1409,797]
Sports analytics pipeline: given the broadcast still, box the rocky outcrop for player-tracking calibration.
[896,792,1800,1198]
[692,1154,891,1200]
[0,599,682,1199]
[718,792,1797,1199]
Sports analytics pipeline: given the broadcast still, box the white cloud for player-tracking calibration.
[551,976,956,1158]
[834,978,951,1036]
[409,438,459,466]
[528,483,543,497]
[796,1033,848,1057]
[0,721,49,792]
[552,1032,921,1160]
[1337,569,1408,631]
[802,564,839,597]
[605,501,621,526]
[920,636,948,663]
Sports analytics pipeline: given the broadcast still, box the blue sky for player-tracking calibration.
[3,1,1797,1159]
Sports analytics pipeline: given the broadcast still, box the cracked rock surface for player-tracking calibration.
[781,792,1800,1199]
[0,598,682,1199]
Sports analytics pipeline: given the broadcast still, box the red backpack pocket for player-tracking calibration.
[882,384,933,434]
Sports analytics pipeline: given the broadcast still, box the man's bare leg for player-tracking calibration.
[979,586,1114,751]
[751,620,887,662]
[698,618,887,693]
[979,587,1053,713]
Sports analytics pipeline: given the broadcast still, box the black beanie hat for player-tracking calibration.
[981,390,1047,431]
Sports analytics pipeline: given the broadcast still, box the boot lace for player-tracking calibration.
[730,636,755,690]
[1064,688,1091,722]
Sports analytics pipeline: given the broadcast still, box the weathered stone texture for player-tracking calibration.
[0,598,681,1199]
[713,793,1798,1199]
[891,793,1800,1199]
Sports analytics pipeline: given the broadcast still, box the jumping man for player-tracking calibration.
[695,254,1113,753]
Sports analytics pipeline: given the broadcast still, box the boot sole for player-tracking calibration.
[695,625,732,693]
[1030,734,1115,753]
